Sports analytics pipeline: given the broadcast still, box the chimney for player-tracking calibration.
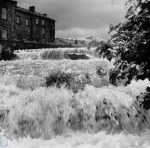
[29,6,35,12]
[43,14,47,16]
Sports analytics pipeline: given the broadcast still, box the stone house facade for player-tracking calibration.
[0,0,55,49]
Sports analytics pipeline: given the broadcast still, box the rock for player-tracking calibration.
[67,53,91,60]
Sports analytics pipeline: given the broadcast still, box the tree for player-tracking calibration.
[102,0,150,85]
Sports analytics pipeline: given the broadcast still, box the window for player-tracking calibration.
[2,0,6,3]
[36,19,39,24]
[17,34,21,40]
[26,35,30,40]
[16,16,21,24]
[2,30,7,39]
[42,20,45,25]
[1,8,7,19]
[42,28,45,34]
[36,38,39,43]
[26,18,30,26]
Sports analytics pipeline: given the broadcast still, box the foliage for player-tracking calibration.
[86,36,102,50]
[97,0,150,85]
[0,44,18,61]
[45,70,92,93]
[136,86,150,110]
[95,40,116,61]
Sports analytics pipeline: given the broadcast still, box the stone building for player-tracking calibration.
[0,0,55,49]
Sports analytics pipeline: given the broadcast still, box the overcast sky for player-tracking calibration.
[17,0,127,40]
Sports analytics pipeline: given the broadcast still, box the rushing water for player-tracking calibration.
[8,130,150,148]
[15,48,99,60]
[0,49,150,147]
[0,79,150,147]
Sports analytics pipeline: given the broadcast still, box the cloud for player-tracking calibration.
[17,0,127,39]
[57,27,110,40]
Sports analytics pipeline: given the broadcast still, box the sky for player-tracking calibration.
[17,0,127,40]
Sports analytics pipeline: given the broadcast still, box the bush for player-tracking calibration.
[94,0,150,86]
[0,45,18,61]
[109,0,150,85]
[45,70,73,88]
[95,41,115,61]
[136,86,150,110]
[45,70,92,93]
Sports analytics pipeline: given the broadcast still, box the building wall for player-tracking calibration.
[15,9,31,41]
[31,15,55,43]
[0,0,16,41]
[32,15,43,43]
[0,0,55,49]
[14,8,55,44]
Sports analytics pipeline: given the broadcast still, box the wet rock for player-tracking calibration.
[67,53,91,60]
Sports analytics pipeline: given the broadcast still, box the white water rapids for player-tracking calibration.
[0,79,149,148]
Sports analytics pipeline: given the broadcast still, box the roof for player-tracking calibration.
[55,38,87,47]
[15,6,55,22]
[55,38,68,46]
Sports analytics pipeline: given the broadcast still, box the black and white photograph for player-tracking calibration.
[0,0,150,147]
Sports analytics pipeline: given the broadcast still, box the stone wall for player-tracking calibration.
[14,8,55,44]
[0,0,55,49]
[15,10,31,41]
[0,0,16,40]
